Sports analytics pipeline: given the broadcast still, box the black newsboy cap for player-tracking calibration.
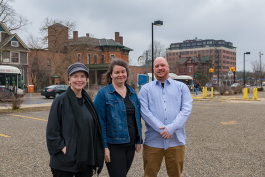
[67,62,89,78]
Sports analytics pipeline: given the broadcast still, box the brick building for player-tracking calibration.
[28,23,133,88]
[167,38,237,81]
[127,66,150,89]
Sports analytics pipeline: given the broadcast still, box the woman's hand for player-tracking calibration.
[105,148,111,163]
[135,144,141,153]
[62,146,66,154]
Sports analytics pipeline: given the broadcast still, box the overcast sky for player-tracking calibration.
[11,0,265,72]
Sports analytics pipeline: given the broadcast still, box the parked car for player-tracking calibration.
[41,85,68,98]
[205,82,213,91]
[231,83,240,87]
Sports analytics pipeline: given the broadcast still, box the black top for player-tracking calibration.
[77,97,83,106]
[78,98,95,165]
[108,87,137,147]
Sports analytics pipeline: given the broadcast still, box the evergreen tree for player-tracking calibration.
[195,61,208,85]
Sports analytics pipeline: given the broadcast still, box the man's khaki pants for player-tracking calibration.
[143,144,185,177]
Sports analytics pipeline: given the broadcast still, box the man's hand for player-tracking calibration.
[135,144,141,153]
[159,127,173,139]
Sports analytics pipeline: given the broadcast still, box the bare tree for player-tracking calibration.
[28,18,99,84]
[0,0,28,31]
[138,41,166,66]
[39,17,76,47]
[28,52,52,90]
[26,34,46,49]
[26,18,76,83]
[251,60,265,87]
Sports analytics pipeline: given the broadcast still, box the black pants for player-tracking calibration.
[51,167,93,177]
[106,145,135,177]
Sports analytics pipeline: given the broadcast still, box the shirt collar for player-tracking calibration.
[155,77,173,85]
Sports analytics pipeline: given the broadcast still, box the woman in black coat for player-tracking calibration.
[46,62,104,177]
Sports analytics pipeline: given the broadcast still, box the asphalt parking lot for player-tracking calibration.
[0,93,265,176]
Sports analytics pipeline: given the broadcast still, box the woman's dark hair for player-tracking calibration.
[102,59,129,85]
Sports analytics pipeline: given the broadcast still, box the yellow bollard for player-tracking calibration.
[244,88,248,99]
[202,87,205,98]
[253,88,258,100]
[205,86,207,98]
[211,87,213,98]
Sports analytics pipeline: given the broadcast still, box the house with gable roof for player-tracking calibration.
[0,22,30,85]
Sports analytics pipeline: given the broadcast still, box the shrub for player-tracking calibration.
[11,96,23,110]
[232,85,243,94]
[217,85,229,95]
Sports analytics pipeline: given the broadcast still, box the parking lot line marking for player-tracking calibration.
[221,121,238,125]
[10,114,47,122]
[192,106,209,108]
[0,134,11,138]
[193,103,218,106]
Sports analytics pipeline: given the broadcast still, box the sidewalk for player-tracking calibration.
[192,90,265,102]
[0,102,52,110]
[1,91,264,110]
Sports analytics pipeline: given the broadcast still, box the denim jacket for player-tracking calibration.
[94,83,142,148]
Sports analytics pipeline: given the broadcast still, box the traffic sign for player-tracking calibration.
[228,71,233,76]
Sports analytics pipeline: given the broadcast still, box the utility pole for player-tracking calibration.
[259,51,263,87]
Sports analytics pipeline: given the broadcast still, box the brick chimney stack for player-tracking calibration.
[115,32,120,43]
[73,31,78,41]
[86,33,90,38]
[119,36,123,45]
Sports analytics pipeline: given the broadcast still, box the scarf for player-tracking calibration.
[66,87,104,175]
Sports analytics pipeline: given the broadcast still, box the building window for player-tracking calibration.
[11,41,19,47]
[11,52,19,63]
[101,55,105,64]
[47,59,51,66]
[87,54,91,64]
[183,67,187,74]
[94,55,97,64]
[77,53,81,62]
[110,54,115,61]
[188,66,193,73]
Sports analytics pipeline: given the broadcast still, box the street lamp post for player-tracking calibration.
[243,52,250,86]
[259,51,263,88]
[212,47,220,86]
[151,20,163,81]
[217,49,220,86]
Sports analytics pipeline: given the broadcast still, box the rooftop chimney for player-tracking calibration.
[115,32,120,43]
[73,31,78,41]
[119,36,123,45]
[86,33,90,38]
